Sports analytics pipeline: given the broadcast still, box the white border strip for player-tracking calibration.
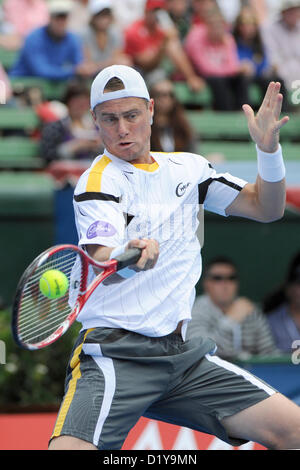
[82,343,116,447]
[205,354,275,396]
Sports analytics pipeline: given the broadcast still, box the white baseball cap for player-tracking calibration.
[48,0,73,15]
[88,0,112,16]
[281,0,300,11]
[90,65,150,110]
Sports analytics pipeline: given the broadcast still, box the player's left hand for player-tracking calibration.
[242,81,289,153]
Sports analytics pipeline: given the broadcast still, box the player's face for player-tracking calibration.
[93,97,154,164]
[204,264,238,308]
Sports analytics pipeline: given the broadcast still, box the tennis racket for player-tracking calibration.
[12,244,141,350]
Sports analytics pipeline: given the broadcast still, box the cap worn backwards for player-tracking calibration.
[90,65,150,110]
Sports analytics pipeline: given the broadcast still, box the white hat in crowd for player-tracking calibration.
[88,0,112,16]
[90,65,150,110]
[280,0,300,11]
[48,0,73,15]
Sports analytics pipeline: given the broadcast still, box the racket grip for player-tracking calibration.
[115,248,142,270]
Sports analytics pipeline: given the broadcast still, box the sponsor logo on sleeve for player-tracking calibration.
[87,220,117,239]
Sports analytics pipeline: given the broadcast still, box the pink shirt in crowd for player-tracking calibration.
[185,25,240,77]
[3,0,49,37]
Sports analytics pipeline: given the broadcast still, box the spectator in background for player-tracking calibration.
[80,0,132,78]
[250,0,287,24]
[124,0,204,92]
[233,6,289,111]
[165,0,192,41]
[10,0,86,80]
[216,0,241,26]
[260,0,300,91]
[185,8,249,110]
[0,4,22,51]
[263,252,300,353]
[112,0,146,31]
[3,0,49,39]
[187,257,279,360]
[149,71,197,152]
[191,0,219,26]
[68,0,90,35]
[40,81,102,163]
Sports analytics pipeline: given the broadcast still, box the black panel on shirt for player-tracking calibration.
[198,177,243,204]
[74,192,120,203]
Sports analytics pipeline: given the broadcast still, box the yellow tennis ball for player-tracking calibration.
[39,269,69,299]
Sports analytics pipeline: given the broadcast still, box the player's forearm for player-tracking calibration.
[254,174,286,223]
[86,244,127,285]
[86,244,114,262]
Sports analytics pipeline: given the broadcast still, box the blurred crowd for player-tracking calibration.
[0,0,300,162]
[187,251,300,361]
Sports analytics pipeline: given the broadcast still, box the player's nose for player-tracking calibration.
[117,117,130,138]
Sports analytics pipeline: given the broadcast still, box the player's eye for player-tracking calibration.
[102,116,117,124]
[126,112,139,121]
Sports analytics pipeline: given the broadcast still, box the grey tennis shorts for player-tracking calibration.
[50,327,277,449]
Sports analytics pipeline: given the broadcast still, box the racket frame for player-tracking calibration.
[12,244,139,350]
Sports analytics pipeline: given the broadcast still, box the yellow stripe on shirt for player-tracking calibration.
[51,328,95,439]
[132,161,159,172]
[86,155,112,192]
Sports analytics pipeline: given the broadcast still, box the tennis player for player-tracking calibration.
[49,65,300,450]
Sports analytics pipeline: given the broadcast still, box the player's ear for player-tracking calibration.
[149,98,154,126]
[91,108,96,121]
[91,108,100,130]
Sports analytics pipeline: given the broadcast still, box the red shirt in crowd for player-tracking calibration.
[124,19,166,59]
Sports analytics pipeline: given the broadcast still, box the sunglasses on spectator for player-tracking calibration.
[207,274,238,282]
[52,13,69,19]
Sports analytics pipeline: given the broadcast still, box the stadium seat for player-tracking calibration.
[187,111,249,140]
[174,82,296,110]
[10,77,68,101]
[187,110,300,141]
[0,137,43,169]
[0,47,18,71]
[0,106,40,131]
[198,141,300,161]
[174,82,213,108]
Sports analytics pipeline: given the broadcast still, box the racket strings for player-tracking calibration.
[17,249,84,346]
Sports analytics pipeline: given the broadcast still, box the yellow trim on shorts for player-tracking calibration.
[86,155,112,192]
[51,328,95,439]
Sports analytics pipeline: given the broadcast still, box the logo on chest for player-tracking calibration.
[176,182,191,197]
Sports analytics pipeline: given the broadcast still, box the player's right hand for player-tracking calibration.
[127,239,159,271]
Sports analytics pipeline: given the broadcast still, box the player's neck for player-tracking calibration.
[105,148,154,165]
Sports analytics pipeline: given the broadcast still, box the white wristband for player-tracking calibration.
[109,243,136,279]
[109,243,128,260]
[256,144,285,182]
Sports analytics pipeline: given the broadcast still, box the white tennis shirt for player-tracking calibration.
[73,149,247,338]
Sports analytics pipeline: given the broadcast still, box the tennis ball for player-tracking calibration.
[39,269,69,299]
